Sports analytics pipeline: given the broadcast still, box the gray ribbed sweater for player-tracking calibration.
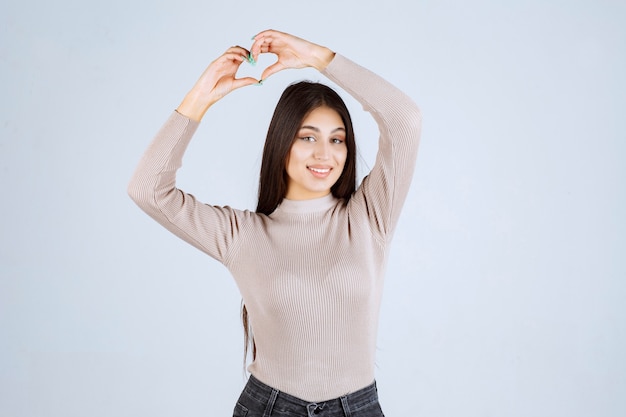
[128,54,421,402]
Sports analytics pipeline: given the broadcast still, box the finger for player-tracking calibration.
[224,46,252,62]
[222,52,247,63]
[251,29,283,41]
[250,37,271,61]
[232,77,262,90]
[217,50,255,70]
[260,61,285,81]
[226,45,250,55]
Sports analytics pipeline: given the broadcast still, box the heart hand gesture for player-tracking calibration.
[177,30,334,121]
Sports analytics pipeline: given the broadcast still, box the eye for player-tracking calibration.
[331,138,345,144]
[300,136,316,142]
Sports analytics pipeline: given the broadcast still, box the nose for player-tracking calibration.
[313,141,330,160]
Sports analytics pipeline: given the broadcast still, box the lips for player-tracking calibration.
[307,166,332,178]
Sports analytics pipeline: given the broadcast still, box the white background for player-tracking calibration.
[1,0,624,416]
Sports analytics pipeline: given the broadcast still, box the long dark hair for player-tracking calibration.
[256,81,357,215]
[242,81,358,367]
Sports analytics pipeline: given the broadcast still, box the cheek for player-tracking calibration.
[285,144,305,176]
[285,153,295,177]
[337,147,348,168]
[288,142,308,163]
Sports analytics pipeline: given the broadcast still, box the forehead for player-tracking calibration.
[300,106,344,128]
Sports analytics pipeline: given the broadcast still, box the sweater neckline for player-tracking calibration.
[275,194,339,214]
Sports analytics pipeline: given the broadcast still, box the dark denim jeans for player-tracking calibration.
[233,375,385,417]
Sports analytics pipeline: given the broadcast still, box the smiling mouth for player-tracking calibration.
[308,166,332,178]
[308,167,331,174]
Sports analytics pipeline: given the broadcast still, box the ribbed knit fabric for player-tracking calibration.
[128,54,422,402]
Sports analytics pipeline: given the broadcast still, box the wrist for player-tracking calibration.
[311,46,335,71]
[177,90,214,122]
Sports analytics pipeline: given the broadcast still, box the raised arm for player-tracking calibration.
[323,54,422,239]
[127,34,337,260]
[127,46,260,260]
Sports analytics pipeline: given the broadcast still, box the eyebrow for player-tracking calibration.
[299,125,346,133]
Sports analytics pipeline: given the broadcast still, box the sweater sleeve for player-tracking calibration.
[127,110,245,262]
[322,54,422,240]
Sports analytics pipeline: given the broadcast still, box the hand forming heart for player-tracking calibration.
[177,29,335,121]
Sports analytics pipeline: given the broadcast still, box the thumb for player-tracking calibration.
[232,77,262,90]
[260,62,286,82]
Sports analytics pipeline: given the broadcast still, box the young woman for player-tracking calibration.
[129,29,421,417]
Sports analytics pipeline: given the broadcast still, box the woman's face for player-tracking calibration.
[285,106,347,200]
